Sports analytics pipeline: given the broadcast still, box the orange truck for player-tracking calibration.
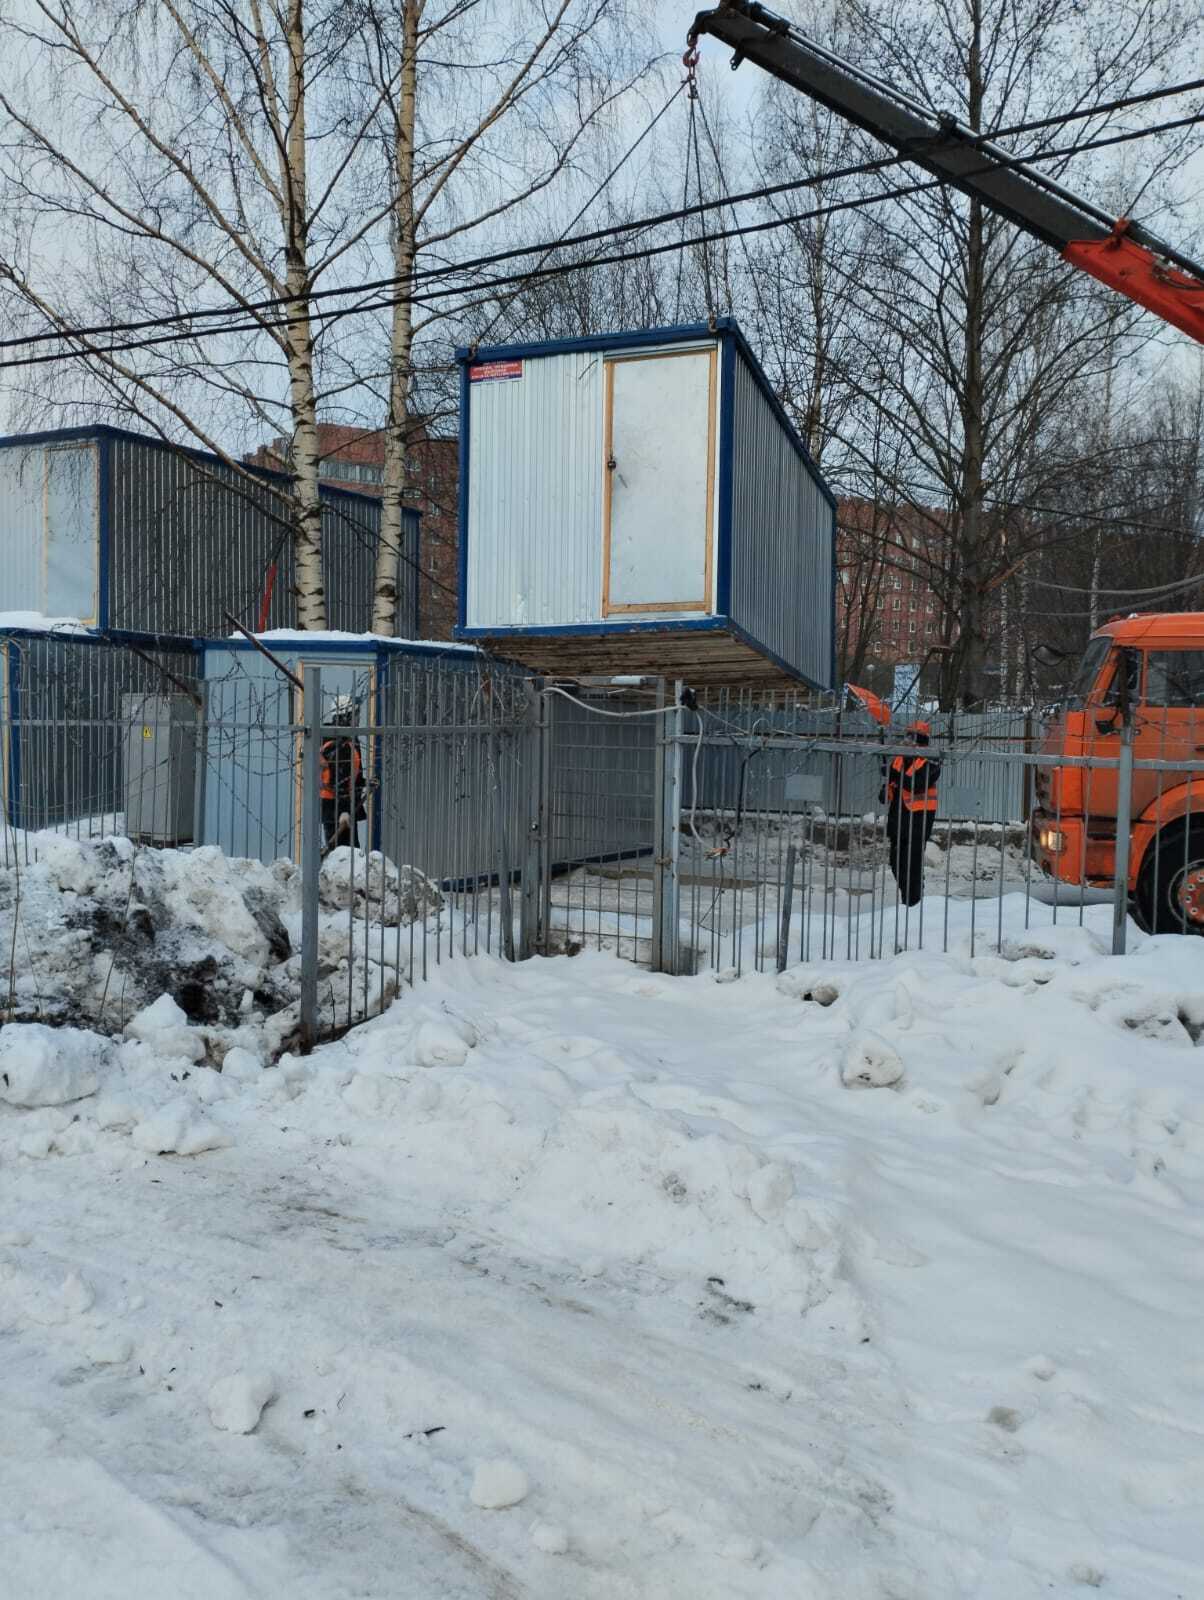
[690,2,1204,936]
[1031,615,1204,932]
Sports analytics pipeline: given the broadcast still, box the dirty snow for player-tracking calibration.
[2,887,1204,1597]
[0,834,444,1049]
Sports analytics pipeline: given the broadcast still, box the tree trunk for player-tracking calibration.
[950,5,988,711]
[374,0,420,637]
[283,0,326,630]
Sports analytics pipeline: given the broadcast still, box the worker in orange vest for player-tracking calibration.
[881,721,941,906]
[320,694,368,851]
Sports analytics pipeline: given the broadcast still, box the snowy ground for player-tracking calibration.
[4,897,1204,1597]
[547,820,1109,971]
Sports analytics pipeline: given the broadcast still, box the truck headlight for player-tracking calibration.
[1038,828,1066,853]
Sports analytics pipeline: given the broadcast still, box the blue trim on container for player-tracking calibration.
[457,361,470,631]
[716,337,736,618]
[96,433,112,630]
[455,319,738,367]
[0,423,384,508]
[0,624,201,653]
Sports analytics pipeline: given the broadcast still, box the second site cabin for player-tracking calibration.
[455,320,836,688]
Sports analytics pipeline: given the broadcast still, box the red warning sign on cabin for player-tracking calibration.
[469,359,523,383]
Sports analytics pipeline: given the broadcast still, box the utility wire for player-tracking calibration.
[467,81,687,347]
[5,110,1200,375]
[1027,567,1204,598]
[2,83,1201,361]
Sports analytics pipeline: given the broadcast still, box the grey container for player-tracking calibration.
[455,319,836,688]
[122,693,198,844]
[0,425,419,636]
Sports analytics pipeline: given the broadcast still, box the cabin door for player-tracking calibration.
[602,348,716,616]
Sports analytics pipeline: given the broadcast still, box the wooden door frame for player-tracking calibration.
[601,346,717,618]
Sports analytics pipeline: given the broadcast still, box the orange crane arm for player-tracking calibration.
[689,0,1204,344]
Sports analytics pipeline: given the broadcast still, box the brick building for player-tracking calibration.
[247,421,459,639]
[836,499,945,684]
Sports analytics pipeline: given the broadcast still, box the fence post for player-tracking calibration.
[299,663,321,1052]
[1112,710,1135,957]
[488,721,516,964]
[652,679,682,974]
[777,842,797,974]
[520,681,546,960]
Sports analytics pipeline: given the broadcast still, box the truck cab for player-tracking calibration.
[1032,614,1204,932]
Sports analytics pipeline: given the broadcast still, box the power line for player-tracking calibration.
[4,108,1200,375]
[1028,567,1204,598]
[2,80,1201,362]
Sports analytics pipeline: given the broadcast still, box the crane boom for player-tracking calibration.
[688,0,1204,344]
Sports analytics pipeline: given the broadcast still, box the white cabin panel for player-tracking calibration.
[465,350,604,629]
[44,443,99,622]
[603,349,716,616]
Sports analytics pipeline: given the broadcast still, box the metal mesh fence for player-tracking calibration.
[9,633,1204,1046]
[2,630,202,866]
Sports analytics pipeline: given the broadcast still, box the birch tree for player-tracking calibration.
[350,0,652,633]
[0,0,401,627]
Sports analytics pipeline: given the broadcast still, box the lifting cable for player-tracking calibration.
[684,48,718,325]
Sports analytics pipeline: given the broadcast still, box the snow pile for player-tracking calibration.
[2,906,1204,1596]
[207,1372,277,1434]
[319,849,443,926]
[0,835,444,1047]
[0,1023,109,1107]
[470,1460,529,1509]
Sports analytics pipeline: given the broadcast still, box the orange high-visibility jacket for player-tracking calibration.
[319,739,363,803]
[886,754,939,813]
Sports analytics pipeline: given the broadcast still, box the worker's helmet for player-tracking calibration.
[906,719,931,744]
[329,693,357,726]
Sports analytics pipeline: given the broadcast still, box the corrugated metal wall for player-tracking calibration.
[1,629,198,832]
[106,435,418,636]
[728,352,835,688]
[687,708,1031,824]
[466,351,605,628]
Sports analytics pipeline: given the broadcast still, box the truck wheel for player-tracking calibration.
[1137,822,1204,935]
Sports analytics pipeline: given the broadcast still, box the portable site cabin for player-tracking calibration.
[0,425,420,637]
[199,637,652,877]
[455,320,836,687]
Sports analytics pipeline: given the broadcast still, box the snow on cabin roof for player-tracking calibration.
[241,629,481,656]
[0,612,93,635]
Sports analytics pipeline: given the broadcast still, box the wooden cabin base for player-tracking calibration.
[469,626,804,689]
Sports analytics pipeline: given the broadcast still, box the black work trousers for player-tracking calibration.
[886,806,935,907]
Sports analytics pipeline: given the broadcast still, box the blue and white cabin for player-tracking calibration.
[455,320,836,687]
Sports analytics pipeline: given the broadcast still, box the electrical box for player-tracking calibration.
[122,693,198,844]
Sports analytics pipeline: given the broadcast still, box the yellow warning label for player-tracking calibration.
[142,726,152,739]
